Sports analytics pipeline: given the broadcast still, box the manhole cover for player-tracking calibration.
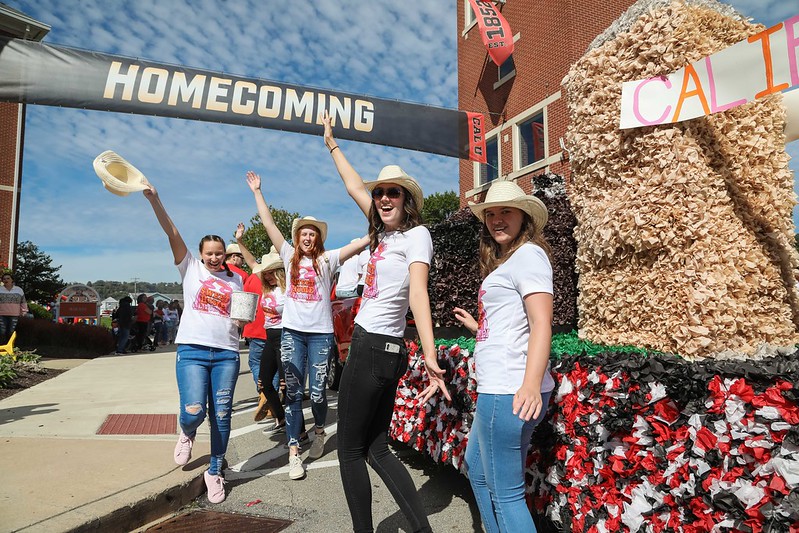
[146,510,292,532]
[97,414,177,435]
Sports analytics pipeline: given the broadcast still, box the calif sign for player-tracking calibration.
[620,15,799,129]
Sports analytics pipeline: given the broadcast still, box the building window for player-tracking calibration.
[480,136,499,185]
[518,112,545,168]
[464,1,476,29]
[494,55,516,88]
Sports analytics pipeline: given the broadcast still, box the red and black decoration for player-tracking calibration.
[390,341,799,533]
[467,0,514,67]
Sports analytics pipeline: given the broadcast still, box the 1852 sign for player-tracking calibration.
[468,0,514,66]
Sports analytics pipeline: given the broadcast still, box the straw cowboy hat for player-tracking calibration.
[225,243,242,256]
[291,216,328,244]
[468,180,548,230]
[252,247,283,275]
[92,150,150,197]
[362,165,425,211]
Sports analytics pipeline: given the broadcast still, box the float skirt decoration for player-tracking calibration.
[390,338,799,532]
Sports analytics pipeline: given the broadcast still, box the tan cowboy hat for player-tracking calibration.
[468,180,548,229]
[362,165,425,210]
[92,150,150,197]
[252,248,283,274]
[225,243,242,256]
[291,216,328,244]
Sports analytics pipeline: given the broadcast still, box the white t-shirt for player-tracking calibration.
[164,308,179,322]
[174,253,243,351]
[337,249,368,292]
[474,243,556,395]
[279,241,340,333]
[355,225,433,338]
[262,286,285,329]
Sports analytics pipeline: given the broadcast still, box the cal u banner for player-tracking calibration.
[0,37,485,161]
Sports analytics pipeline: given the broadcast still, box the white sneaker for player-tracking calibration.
[288,453,306,480]
[308,430,326,460]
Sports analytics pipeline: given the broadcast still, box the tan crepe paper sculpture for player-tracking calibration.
[564,0,799,358]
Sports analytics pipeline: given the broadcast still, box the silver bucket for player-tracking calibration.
[230,291,258,322]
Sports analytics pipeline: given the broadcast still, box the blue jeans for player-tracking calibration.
[116,326,130,353]
[247,338,265,393]
[281,328,333,447]
[176,344,240,475]
[464,391,552,533]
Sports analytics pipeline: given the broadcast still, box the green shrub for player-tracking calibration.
[15,317,114,357]
[0,357,16,388]
[27,302,53,320]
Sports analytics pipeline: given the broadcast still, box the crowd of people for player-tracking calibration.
[112,294,182,354]
[136,114,555,532]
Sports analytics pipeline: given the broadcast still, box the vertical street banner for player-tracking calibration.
[0,37,485,161]
[620,14,799,129]
[467,0,514,67]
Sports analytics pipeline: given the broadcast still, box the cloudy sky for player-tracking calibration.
[4,0,797,284]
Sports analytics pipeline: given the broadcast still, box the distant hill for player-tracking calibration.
[73,280,183,300]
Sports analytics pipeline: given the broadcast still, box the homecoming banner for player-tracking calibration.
[620,15,799,129]
[467,0,514,67]
[0,37,483,161]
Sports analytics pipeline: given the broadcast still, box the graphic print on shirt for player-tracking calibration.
[476,288,489,341]
[262,292,281,327]
[288,265,321,302]
[193,277,233,317]
[363,242,387,299]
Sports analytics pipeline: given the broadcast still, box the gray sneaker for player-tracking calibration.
[308,430,326,460]
[288,453,306,480]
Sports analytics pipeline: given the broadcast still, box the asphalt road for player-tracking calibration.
[171,365,484,533]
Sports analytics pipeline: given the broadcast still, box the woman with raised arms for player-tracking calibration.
[245,171,368,480]
[322,111,450,533]
[143,184,247,504]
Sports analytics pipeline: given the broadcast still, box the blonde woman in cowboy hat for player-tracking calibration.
[452,180,556,533]
[141,184,246,505]
[245,171,368,480]
[322,111,449,533]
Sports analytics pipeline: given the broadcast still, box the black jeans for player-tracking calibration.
[337,325,431,533]
[259,328,285,421]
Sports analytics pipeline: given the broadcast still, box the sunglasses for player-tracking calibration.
[371,187,403,200]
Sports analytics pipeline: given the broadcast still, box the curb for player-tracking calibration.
[66,474,205,533]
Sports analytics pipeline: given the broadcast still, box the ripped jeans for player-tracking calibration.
[281,328,332,448]
[176,344,240,475]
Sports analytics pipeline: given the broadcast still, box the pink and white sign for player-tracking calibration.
[620,15,799,129]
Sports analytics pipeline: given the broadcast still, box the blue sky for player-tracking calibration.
[5,0,798,284]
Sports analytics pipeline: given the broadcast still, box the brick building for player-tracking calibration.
[458,0,635,204]
[0,4,49,270]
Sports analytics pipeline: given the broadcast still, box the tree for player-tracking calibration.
[422,190,460,225]
[13,241,65,303]
[237,206,300,260]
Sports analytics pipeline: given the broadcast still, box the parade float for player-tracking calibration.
[390,1,799,531]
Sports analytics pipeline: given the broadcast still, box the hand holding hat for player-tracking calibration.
[93,150,151,197]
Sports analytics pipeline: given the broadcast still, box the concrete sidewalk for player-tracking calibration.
[0,347,244,533]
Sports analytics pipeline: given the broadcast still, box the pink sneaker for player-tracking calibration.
[173,432,194,466]
[204,471,226,503]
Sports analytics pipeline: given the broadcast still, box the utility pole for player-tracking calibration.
[131,277,140,295]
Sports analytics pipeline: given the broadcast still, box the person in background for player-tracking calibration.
[113,296,134,354]
[225,243,249,281]
[453,180,556,533]
[335,239,369,299]
[153,299,166,346]
[0,272,27,344]
[132,293,152,352]
[164,300,179,344]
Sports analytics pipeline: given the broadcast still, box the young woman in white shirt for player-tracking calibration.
[142,184,246,505]
[323,112,449,533]
[245,171,368,480]
[453,180,556,533]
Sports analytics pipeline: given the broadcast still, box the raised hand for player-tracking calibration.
[245,170,261,192]
[235,222,245,240]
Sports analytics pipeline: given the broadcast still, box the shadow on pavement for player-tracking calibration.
[0,403,59,424]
